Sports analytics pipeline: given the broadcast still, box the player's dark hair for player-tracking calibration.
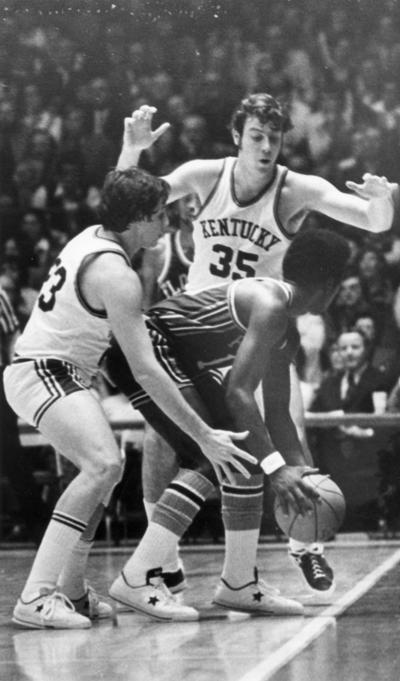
[231,93,293,135]
[282,228,351,288]
[97,166,169,233]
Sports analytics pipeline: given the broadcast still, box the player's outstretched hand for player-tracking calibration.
[123,105,170,151]
[269,465,320,517]
[346,173,392,199]
[200,429,256,485]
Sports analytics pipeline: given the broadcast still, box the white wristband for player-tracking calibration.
[261,451,286,475]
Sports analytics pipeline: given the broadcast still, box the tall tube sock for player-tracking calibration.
[143,498,180,573]
[21,511,87,600]
[123,469,214,584]
[57,504,105,599]
[221,474,264,586]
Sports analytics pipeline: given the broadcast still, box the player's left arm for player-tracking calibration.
[301,172,394,233]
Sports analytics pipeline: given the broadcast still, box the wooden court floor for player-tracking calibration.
[1,539,400,681]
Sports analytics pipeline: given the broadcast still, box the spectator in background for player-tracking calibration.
[14,209,51,290]
[49,158,94,237]
[325,339,345,376]
[11,158,49,212]
[0,98,17,198]
[333,125,388,189]
[24,128,58,190]
[84,76,124,147]
[325,272,370,341]
[357,244,394,325]
[304,90,351,177]
[178,114,212,160]
[310,327,393,530]
[353,311,400,377]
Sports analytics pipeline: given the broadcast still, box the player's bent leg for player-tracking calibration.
[109,466,216,622]
[14,391,122,629]
[214,471,303,617]
[142,424,180,502]
[141,424,186,593]
[287,365,335,600]
[109,393,218,621]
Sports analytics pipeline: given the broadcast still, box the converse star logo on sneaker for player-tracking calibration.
[253,591,263,602]
[36,604,44,612]
[148,596,159,606]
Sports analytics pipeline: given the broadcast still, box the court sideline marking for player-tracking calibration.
[238,546,400,681]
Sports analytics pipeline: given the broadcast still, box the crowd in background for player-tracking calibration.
[3,0,400,537]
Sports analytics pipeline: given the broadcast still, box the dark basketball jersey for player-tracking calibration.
[149,278,293,374]
[106,277,296,408]
[157,231,193,300]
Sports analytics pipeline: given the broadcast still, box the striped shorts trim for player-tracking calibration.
[4,358,88,428]
[106,328,194,409]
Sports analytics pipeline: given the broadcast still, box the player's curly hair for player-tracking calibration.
[97,166,170,233]
[231,93,293,135]
[282,227,351,288]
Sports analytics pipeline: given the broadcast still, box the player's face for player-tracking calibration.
[236,117,283,176]
[136,203,169,248]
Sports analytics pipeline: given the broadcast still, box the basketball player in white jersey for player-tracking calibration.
[116,94,394,597]
[3,167,253,629]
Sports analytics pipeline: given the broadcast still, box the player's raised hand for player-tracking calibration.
[346,173,392,199]
[200,429,256,485]
[123,105,170,151]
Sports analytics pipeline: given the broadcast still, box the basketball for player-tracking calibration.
[273,474,346,543]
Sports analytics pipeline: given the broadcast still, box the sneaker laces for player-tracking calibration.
[307,554,326,580]
[40,592,75,621]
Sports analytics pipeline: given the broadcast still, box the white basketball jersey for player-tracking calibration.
[14,225,130,382]
[186,158,293,291]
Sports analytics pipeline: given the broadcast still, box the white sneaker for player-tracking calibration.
[13,589,91,629]
[109,568,199,622]
[71,583,115,620]
[212,568,304,616]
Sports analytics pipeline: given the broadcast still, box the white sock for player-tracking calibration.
[289,538,324,554]
[22,514,86,600]
[123,521,179,585]
[143,499,181,573]
[58,539,93,600]
[57,504,105,599]
[222,529,260,587]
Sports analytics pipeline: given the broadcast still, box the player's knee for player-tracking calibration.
[89,456,124,488]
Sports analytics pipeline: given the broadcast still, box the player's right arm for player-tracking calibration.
[116,105,220,203]
[89,254,256,481]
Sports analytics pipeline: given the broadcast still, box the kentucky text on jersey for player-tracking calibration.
[199,218,282,252]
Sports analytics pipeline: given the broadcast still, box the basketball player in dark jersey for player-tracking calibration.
[105,227,350,616]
